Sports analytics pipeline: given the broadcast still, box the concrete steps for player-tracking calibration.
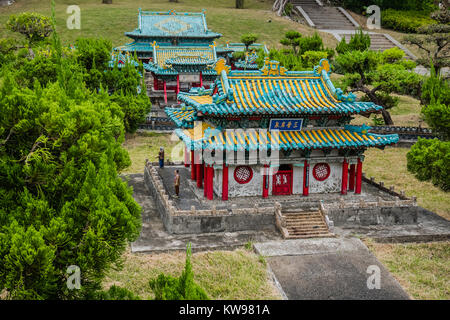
[293,1,357,30]
[283,210,333,239]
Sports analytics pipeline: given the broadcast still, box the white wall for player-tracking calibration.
[308,162,342,193]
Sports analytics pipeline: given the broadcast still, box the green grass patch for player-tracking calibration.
[365,240,450,300]
[364,147,450,220]
[104,249,281,300]
[0,0,337,49]
[121,131,180,174]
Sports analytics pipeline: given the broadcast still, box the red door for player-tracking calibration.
[273,169,293,195]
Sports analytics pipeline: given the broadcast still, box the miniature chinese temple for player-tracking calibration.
[115,9,221,104]
[166,58,398,200]
[115,10,271,106]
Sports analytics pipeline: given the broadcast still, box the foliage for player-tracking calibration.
[0,10,143,299]
[301,51,328,68]
[336,29,371,54]
[333,0,436,13]
[283,3,293,16]
[407,138,450,191]
[381,9,436,33]
[421,65,450,106]
[149,244,209,300]
[7,12,53,45]
[280,30,302,54]
[280,31,327,56]
[336,49,424,124]
[402,8,450,74]
[421,102,450,140]
[96,285,141,300]
[240,33,258,51]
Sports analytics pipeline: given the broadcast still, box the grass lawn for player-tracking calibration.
[0,0,337,49]
[365,240,450,300]
[104,248,281,300]
[122,131,180,174]
[363,147,450,220]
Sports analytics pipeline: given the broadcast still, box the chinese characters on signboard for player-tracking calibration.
[269,118,303,131]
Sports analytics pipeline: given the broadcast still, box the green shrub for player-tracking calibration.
[337,0,436,13]
[336,29,370,54]
[421,65,450,106]
[422,102,450,140]
[149,244,209,300]
[381,9,436,33]
[301,51,328,68]
[96,285,141,300]
[407,139,450,191]
[7,12,53,44]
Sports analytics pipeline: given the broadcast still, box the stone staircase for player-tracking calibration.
[338,33,417,60]
[282,208,333,239]
[292,0,357,30]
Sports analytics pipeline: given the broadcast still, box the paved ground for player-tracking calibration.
[254,238,410,300]
[124,173,281,253]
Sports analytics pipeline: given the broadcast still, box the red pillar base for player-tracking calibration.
[222,164,228,201]
[262,165,269,198]
[207,165,214,200]
[341,159,348,195]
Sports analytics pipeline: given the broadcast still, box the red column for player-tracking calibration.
[153,76,158,90]
[204,164,208,197]
[303,160,309,196]
[207,165,214,200]
[341,159,348,195]
[262,165,269,198]
[163,81,167,104]
[222,164,228,201]
[200,72,203,87]
[355,158,363,194]
[196,163,202,188]
[349,164,356,191]
[190,150,196,180]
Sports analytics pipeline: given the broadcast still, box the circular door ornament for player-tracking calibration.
[234,166,253,184]
[313,163,331,181]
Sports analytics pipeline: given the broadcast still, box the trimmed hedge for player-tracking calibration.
[381,9,436,33]
[407,139,450,191]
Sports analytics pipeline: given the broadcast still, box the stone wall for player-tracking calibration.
[144,160,276,234]
[320,197,420,226]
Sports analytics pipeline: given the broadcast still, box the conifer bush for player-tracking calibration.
[149,244,209,300]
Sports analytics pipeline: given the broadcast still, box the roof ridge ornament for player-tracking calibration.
[261,57,287,76]
[214,58,230,75]
[315,59,331,75]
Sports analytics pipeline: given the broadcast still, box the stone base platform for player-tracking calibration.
[138,162,450,242]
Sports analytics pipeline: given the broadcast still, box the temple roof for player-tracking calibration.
[177,58,383,117]
[143,44,217,75]
[165,107,196,128]
[125,10,221,39]
[174,122,398,151]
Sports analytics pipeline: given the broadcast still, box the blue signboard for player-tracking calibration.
[269,118,304,131]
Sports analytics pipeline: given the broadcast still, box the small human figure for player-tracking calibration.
[158,147,164,168]
[174,169,180,198]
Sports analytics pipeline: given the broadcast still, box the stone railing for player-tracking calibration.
[144,160,276,234]
[362,173,416,202]
[274,202,289,238]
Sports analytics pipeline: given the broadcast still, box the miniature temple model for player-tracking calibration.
[166,58,399,200]
[115,10,268,106]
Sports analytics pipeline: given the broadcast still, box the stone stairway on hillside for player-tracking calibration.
[338,32,417,60]
[282,208,333,239]
[292,0,358,30]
